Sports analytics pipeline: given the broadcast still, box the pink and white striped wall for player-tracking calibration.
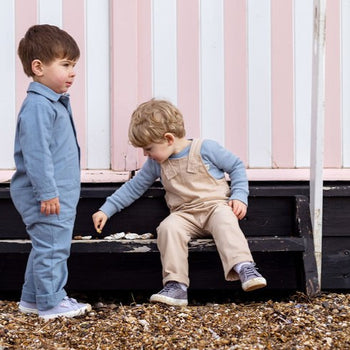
[1,0,350,182]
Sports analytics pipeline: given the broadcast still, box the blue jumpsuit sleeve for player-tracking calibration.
[18,101,59,201]
[201,139,249,205]
[99,158,160,218]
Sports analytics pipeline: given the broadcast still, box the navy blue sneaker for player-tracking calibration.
[239,263,267,291]
[150,281,188,306]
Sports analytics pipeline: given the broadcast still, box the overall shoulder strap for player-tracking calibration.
[187,139,203,173]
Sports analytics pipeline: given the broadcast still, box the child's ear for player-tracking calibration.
[31,59,44,76]
[164,133,175,145]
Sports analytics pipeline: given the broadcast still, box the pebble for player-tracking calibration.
[98,232,154,240]
[104,232,126,240]
[74,235,92,240]
[94,302,105,308]
[140,233,154,239]
[322,301,330,308]
[125,233,140,240]
[138,319,149,328]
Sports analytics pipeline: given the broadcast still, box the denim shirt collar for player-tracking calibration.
[27,81,70,102]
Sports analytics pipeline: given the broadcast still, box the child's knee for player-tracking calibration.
[156,220,174,239]
[156,219,188,244]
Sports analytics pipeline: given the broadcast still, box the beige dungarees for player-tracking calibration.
[157,139,253,287]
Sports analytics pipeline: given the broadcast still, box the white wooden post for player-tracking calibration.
[310,0,326,289]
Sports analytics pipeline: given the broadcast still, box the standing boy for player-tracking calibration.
[92,99,267,306]
[11,24,91,319]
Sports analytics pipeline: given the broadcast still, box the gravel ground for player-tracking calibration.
[0,292,349,350]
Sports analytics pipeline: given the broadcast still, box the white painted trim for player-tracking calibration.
[81,170,131,183]
[200,0,225,145]
[0,170,130,184]
[86,0,110,169]
[247,168,350,181]
[294,0,313,167]
[0,1,16,169]
[152,0,177,104]
[3,169,350,184]
[310,0,327,289]
[38,0,62,27]
[247,0,272,167]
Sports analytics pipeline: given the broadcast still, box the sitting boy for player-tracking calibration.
[92,99,267,306]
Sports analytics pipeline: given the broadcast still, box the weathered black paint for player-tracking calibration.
[0,181,349,292]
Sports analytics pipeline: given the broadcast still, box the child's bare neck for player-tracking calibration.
[173,137,191,154]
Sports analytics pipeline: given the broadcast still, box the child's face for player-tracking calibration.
[142,141,173,163]
[34,57,78,94]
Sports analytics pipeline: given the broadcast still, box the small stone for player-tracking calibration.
[0,292,349,348]
[139,319,149,328]
[81,236,92,240]
[140,233,154,239]
[104,232,125,240]
[125,233,140,240]
[108,304,118,310]
[322,301,330,308]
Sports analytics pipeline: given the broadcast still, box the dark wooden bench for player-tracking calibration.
[0,183,319,296]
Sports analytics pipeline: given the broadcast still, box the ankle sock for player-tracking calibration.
[233,262,252,274]
[179,283,187,291]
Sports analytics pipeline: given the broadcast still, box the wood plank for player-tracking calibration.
[0,252,304,291]
[66,252,303,291]
[295,195,320,295]
[2,183,350,240]
[0,237,306,254]
[310,0,327,293]
[323,197,350,236]
[321,237,350,290]
[0,183,347,292]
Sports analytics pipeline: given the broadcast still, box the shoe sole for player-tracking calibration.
[39,304,92,320]
[19,305,38,315]
[242,277,267,292]
[150,294,188,306]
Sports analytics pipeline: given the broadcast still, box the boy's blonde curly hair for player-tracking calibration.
[129,99,186,147]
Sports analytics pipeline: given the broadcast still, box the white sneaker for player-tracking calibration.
[38,296,91,320]
[19,300,38,314]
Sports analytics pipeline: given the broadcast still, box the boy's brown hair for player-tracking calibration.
[129,99,186,147]
[18,24,80,77]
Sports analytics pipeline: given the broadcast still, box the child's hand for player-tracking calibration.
[228,199,247,220]
[92,211,108,234]
[41,197,60,216]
